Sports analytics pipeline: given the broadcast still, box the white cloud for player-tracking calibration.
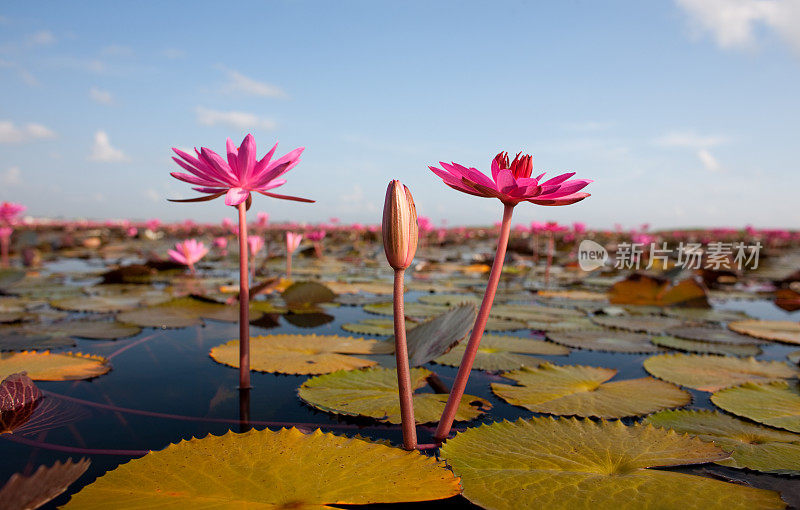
[195,106,277,130]
[697,149,722,171]
[653,130,727,148]
[89,87,114,105]
[89,130,128,162]
[675,0,800,52]
[221,68,287,98]
[0,120,56,143]
[2,166,21,186]
[162,48,185,59]
[27,30,55,46]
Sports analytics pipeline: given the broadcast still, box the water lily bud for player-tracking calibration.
[382,180,418,270]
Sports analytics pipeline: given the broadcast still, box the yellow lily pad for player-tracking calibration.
[592,315,684,334]
[492,363,690,418]
[440,417,783,510]
[209,334,393,375]
[64,428,461,508]
[299,367,491,424]
[728,320,800,345]
[712,381,800,433]
[651,335,761,357]
[0,351,111,381]
[646,409,800,474]
[644,353,799,392]
[548,329,662,353]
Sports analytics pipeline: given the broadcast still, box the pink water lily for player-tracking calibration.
[168,239,209,274]
[429,152,591,206]
[170,134,313,207]
[286,232,303,254]
[0,202,25,224]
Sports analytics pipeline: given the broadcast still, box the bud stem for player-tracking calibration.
[434,203,514,442]
[393,268,417,450]
[237,202,252,390]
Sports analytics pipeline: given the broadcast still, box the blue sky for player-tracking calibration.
[1,0,798,229]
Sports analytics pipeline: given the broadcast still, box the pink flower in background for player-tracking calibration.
[257,212,269,228]
[0,202,25,224]
[417,216,434,233]
[214,237,228,250]
[429,152,591,206]
[126,227,138,237]
[286,232,303,254]
[305,230,326,242]
[572,222,587,234]
[168,239,209,274]
[0,227,12,238]
[145,219,161,231]
[247,236,264,257]
[170,134,313,207]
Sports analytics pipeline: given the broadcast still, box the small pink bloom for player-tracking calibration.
[286,232,303,254]
[126,227,138,237]
[214,237,228,249]
[257,212,269,227]
[0,202,25,224]
[429,152,591,206]
[247,236,264,257]
[170,134,313,207]
[168,239,209,272]
[306,230,326,242]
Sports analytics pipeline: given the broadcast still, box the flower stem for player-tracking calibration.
[237,202,251,390]
[0,234,9,267]
[286,251,292,279]
[393,268,417,450]
[434,203,514,442]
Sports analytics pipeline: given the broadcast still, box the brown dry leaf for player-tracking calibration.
[0,458,90,510]
[608,273,709,307]
[0,351,111,381]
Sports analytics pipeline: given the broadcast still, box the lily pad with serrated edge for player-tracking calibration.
[728,320,800,345]
[712,381,800,433]
[38,320,142,340]
[483,317,527,332]
[492,363,690,418]
[434,335,568,371]
[547,329,663,353]
[325,280,396,295]
[0,351,111,381]
[643,353,799,392]
[0,458,91,510]
[646,409,800,475]
[49,295,144,313]
[666,326,762,345]
[0,327,75,351]
[363,301,450,319]
[439,417,783,510]
[116,296,264,329]
[209,334,393,375]
[536,289,608,301]
[527,318,602,332]
[63,428,461,509]
[299,367,491,424]
[651,335,761,357]
[662,307,749,323]
[489,303,585,322]
[592,315,684,334]
[418,293,482,306]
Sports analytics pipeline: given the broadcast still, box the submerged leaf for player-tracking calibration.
[440,417,783,510]
[647,409,800,475]
[644,353,799,392]
[64,428,460,508]
[209,334,393,375]
[403,304,476,366]
[712,381,800,433]
[492,364,690,418]
[299,367,491,424]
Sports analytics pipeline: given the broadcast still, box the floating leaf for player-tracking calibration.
[646,409,800,474]
[608,274,709,307]
[789,350,800,365]
[526,318,601,332]
[651,335,761,357]
[325,280,396,295]
[418,293,482,306]
[0,268,26,290]
[50,295,144,313]
[592,315,684,334]
[644,353,799,392]
[484,317,527,331]
[116,296,257,328]
[0,351,111,381]
[489,303,585,322]
[712,381,800,433]
[666,326,762,345]
[0,458,90,510]
[403,304,475,366]
[434,335,567,371]
[548,330,662,353]
[537,289,608,301]
[341,318,412,336]
[363,301,449,319]
[281,281,336,307]
[209,334,393,375]
[299,367,491,424]
[0,327,75,351]
[728,320,800,345]
[492,364,690,418]
[662,307,749,323]
[40,320,142,340]
[64,428,460,508]
[440,417,783,510]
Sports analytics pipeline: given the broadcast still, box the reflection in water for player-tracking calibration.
[284,312,334,328]
[238,389,251,433]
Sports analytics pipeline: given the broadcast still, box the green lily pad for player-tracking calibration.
[665,326,762,345]
[646,409,800,474]
[492,363,690,418]
[728,320,800,345]
[651,335,761,357]
[434,335,568,371]
[548,330,662,353]
[299,367,491,424]
[439,417,783,510]
[592,315,684,334]
[712,381,800,433]
[363,301,449,319]
[644,353,799,392]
